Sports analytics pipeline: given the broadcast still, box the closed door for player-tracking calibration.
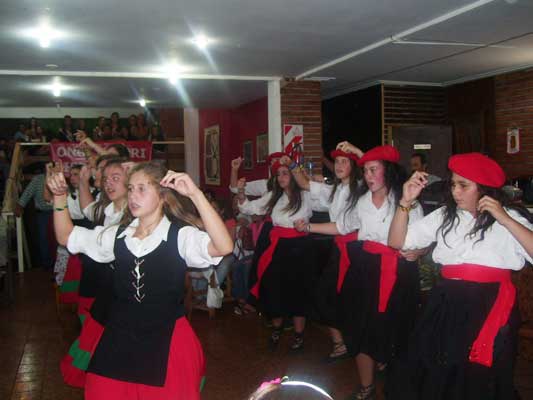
[392,125,452,179]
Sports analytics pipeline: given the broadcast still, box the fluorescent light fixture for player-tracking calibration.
[191,34,211,50]
[51,77,62,97]
[139,98,146,107]
[392,38,514,49]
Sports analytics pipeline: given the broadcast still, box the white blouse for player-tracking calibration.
[238,191,313,228]
[403,207,533,270]
[67,190,85,220]
[230,179,268,197]
[83,201,124,226]
[67,215,222,268]
[351,190,424,244]
[309,181,360,234]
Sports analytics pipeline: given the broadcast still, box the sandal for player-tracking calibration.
[269,328,282,351]
[290,333,304,351]
[346,384,376,400]
[325,341,350,363]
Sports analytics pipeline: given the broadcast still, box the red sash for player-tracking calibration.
[441,264,516,367]
[362,241,400,313]
[250,226,306,298]
[335,232,359,293]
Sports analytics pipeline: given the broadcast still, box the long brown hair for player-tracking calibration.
[118,162,201,228]
[265,166,303,216]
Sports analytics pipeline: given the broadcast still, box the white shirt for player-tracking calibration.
[230,179,268,197]
[403,207,533,270]
[310,181,361,234]
[351,190,424,244]
[83,201,125,226]
[67,190,85,220]
[238,191,313,228]
[67,215,222,268]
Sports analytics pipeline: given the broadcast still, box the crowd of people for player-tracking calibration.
[11,133,533,399]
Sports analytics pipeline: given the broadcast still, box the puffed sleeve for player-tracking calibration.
[336,206,360,235]
[177,226,223,268]
[309,181,333,211]
[402,207,443,250]
[238,192,272,216]
[66,225,119,262]
[507,209,533,264]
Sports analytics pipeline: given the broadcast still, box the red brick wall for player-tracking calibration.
[493,68,533,178]
[281,80,323,172]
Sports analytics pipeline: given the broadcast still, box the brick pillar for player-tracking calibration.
[280,80,323,172]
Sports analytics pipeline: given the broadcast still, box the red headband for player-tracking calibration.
[270,161,284,175]
[357,145,400,166]
[448,153,505,188]
[267,152,287,164]
[330,149,359,162]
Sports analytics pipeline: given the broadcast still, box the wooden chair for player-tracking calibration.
[184,268,234,320]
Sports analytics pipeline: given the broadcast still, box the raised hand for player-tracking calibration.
[477,195,509,223]
[80,165,92,183]
[160,171,201,198]
[336,141,364,158]
[75,130,88,142]
[401,171,427,206]
[47,170,69,196]
[293,219,307,232]
[237,177,246,191]
[279,155,292,166]
[231,157,243,170]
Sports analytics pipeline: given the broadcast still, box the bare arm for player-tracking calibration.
[230,157,243,190]
[294,219,340,235]
[79,165,95,210]
[47,172,74,246]
[388,172,427,249]
[160,172,233,257]
[280,155,310,191]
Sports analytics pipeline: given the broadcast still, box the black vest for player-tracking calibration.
[88,221,187,386]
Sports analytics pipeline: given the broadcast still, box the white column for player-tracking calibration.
[268,80,282,153]
[183,108,200,185]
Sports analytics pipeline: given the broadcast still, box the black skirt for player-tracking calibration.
[246,221,273,306]
[258,235,321,318]
[386,278,521,400]
[339,241,420,363]
[311,237,343,328]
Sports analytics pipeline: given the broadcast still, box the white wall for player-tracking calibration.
[183,108,200,184]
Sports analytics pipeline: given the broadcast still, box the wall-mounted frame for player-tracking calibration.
[256,133,268,163]
[204,125,220,185]
[243,140,253,170]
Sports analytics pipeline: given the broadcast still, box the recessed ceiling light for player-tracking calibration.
[139,98,146,107]
[191,34,211,50]
[45,64,58,68]
[51,77,62,97]
[165,62,183,85]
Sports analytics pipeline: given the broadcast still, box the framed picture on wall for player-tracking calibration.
[243,140,253,170]
[256,133,268,163]
[204,125,220,185]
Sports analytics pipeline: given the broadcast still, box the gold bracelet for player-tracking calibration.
[398,202,417,212]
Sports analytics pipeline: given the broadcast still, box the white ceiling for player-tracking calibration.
[0,0,532,107]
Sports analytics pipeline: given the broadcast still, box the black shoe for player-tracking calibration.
[323,342,350,364]
[269,328,282,351]
[290,333,304,351]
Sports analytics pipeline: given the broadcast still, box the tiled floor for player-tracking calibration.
[1,270,533,400]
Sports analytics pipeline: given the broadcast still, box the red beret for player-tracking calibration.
[267,152,286,164]
[270,160,284,175]
[448,153,505,188]
[330,149,359,162]
[357,145,400,166]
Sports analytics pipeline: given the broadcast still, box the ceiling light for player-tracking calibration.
[22,19,63,48]
[191,34,211,50]
[165,62,183,85]
[51,77,62,97]
[139,98,146,107]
